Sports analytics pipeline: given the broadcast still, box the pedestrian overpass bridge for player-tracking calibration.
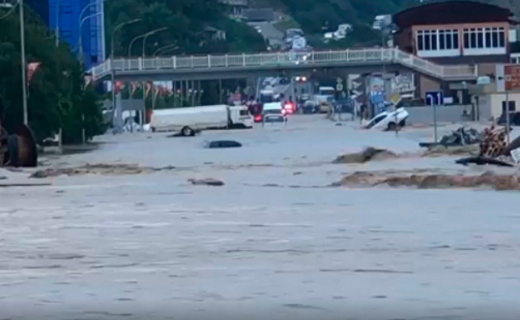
[91,48,478,82]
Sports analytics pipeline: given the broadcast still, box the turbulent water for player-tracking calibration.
[2,116,520,319]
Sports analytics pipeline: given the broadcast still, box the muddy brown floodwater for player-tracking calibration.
[2,116,520,320]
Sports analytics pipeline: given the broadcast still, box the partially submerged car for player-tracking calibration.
[363,108,409,131]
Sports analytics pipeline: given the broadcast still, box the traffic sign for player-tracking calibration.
[476,76,490,85]
[336,77,342,83]
[497,64,520,92]
[425,91,443,106]
[505,64,520,91]
[336,83,343,91]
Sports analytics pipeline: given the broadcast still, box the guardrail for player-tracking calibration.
[91,48,478,81]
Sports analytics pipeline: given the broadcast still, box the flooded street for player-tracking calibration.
[2,116,520,319]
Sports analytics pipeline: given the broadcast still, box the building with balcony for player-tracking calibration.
[26,0,105,71]
[394,1,516,63]
[393,0,518,101]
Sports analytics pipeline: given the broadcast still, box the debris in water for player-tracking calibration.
[422,144,479,157]
[188,178,224,186]
[333,147,398,164]
[30,163,176,178]
[333,170,520,191]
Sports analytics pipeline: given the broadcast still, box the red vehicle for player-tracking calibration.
[248,102,263,122]
[283,101,296,114]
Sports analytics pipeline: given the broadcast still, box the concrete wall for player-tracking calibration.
[406,104,491,124]
[472,92,520,120]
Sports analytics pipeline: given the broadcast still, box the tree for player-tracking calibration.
[104,0,267,106]
[104,0,266,57]
[0,5,103,144]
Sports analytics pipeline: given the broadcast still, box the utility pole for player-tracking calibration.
[20,0,28,125]
[55,0,60,47]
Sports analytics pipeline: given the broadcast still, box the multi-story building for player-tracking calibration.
[27,0,105,70]
[393,0,517,99]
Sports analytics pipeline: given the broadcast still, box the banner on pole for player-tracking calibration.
[27,62,41,84]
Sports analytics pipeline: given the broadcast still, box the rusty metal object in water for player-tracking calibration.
[0,121,38,168]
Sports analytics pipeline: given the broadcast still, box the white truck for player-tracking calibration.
[259,89,275,103]
[150,105,252,136]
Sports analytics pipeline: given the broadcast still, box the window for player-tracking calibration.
[424,32,431,50]
[416,29,459,56]
[439,30,446,49]
[470,31,477,48]
[438,29,459,50]
[417,30,436,51]
[485,28,492,47]
[463,27,505,50]
[431,32,437,50]
[502,101,516,112]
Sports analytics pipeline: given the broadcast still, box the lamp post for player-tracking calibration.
[153,44,179,57]
[125,27,167,127]
[77,12,101,144]
[142,27,167,57]
[142,27,167,125]
[128,28,167,57]
[110,18,141,134]
[55,0,60,46]
[78,12,102,66]
[19,0,28,125]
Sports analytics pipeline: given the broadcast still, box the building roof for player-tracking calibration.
[394,1,515,29]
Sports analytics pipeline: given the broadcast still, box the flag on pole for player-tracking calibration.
[114,81,123,94]
[130,82,138,95]
[84,75,93,87]
[26,62,41,84]
[145,82,152,97]
[153,86,160,101]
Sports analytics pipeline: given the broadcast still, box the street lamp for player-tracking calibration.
[153,43,179,56]
[79,3,97,23]
[142,27,167,57]
[110,18,141,127]
[54,0,60,46]
[111,19,141,60]
[78,12,102,66]
[128,28,167,57]
[127,28,166,57]
[19,0,28,125]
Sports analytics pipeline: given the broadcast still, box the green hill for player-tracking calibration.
[274,0,518,46]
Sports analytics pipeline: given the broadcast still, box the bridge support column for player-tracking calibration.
[218,79,223,104]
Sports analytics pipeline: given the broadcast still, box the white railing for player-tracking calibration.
[92,48,478,81]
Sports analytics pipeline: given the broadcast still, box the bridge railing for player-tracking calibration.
[92,48,396,79]
[394,49,477,78]
[91,48,477,81]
